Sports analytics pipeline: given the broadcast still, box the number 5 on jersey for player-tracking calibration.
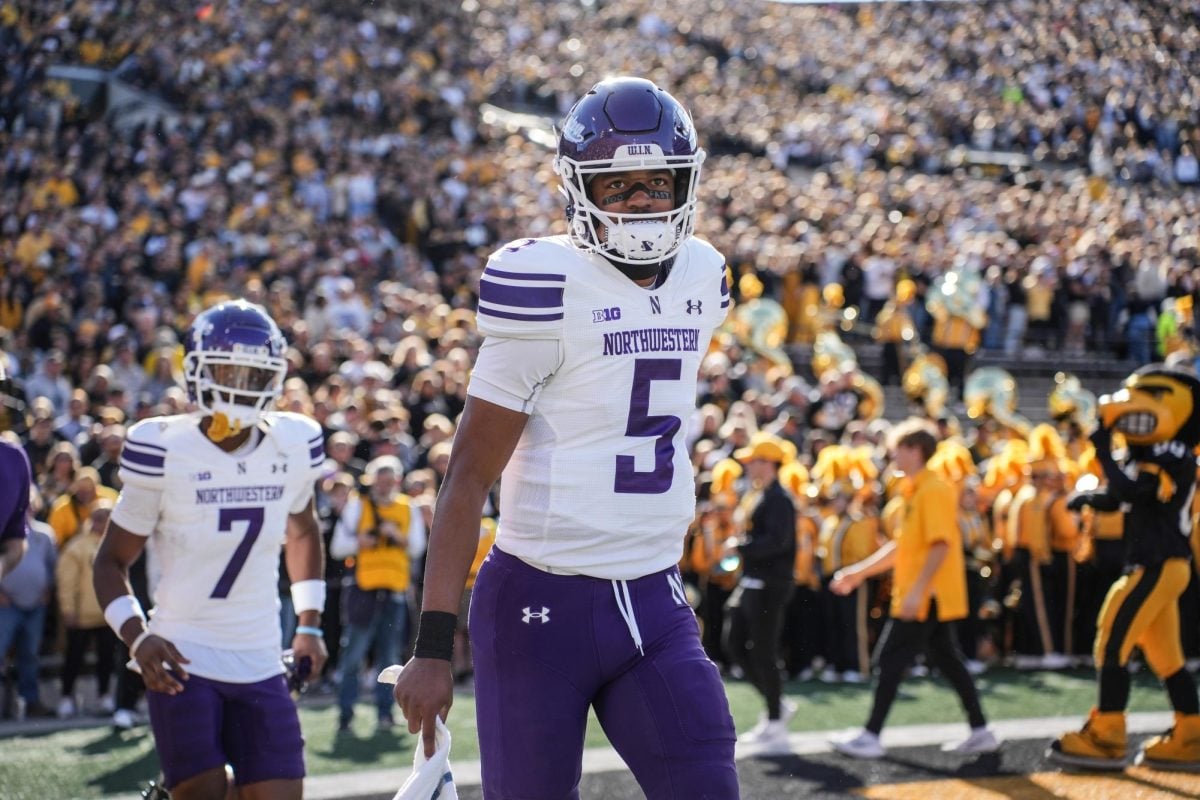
[616,358,682,495]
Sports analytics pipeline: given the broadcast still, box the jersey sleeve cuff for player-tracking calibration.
[467,376,534,414]
[108,507,154,537]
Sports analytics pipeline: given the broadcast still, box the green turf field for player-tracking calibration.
[0,668,1175,799]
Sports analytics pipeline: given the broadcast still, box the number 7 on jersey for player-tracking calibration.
[211,507,265,598]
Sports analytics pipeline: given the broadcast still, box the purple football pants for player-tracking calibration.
[469,547,738,799]
[146,673,304,789]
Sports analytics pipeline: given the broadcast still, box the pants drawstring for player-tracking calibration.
[611,579,644,656]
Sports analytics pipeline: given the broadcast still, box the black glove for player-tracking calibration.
[1066,491,1092,512]
[1090,425,1112,452]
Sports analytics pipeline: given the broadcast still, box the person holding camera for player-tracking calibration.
[333,455,425,734]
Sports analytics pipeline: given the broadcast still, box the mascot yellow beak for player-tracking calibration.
[1098,373,1194,445]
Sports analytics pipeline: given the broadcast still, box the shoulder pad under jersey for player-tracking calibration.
[119,414,193,486]
[476,237,569,339]
[262,412,325,473]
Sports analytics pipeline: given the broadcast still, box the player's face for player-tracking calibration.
[209,364,280,397]
[588,169,676,215]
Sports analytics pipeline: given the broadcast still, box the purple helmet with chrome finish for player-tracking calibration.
[554,77,705,271]
[183,300,287,429]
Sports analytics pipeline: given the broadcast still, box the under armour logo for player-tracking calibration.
[686,300,703,315]
[272,462,288,474]
[521,606,550,624]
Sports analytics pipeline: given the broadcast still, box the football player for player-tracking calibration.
[0,354,30,580]
[93,301,328,800]
[393,77,739,798]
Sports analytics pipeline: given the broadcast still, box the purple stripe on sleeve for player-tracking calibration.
[479,279,564,309]
[126,438,166,452]
[121,448,165,467]
[120,461,163,477]
[477,303,565,322]
[309,445,324,459]
[483,268,565,282]
[719,273,729,296]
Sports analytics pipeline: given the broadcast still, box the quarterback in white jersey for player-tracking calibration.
[395,77,740,799]
[94,301,327,799]
[469,233,728,578]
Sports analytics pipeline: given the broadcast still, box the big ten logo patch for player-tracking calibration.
[592,307,622,323]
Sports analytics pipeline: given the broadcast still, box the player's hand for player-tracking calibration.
[393,657,453,759]
[134,635,190,695]
[1089,425,1112,452]
[290,631,328,683]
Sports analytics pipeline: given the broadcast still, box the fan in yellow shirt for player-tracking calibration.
[829,418,998,759]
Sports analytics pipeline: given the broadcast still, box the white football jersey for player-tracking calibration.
[469,235,729,579]
[111,411,324,679]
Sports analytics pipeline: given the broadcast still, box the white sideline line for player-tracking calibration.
[95,711,1176,800]
[303,711,1176,799]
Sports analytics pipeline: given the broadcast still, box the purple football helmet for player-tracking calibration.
[183,300,287,429]
[554,77,705,271]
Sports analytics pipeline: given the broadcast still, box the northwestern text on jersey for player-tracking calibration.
[195,485,287,504]
[601,327,701,357]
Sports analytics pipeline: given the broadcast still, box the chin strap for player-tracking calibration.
[206,412,242,443]
[609,254,675,284]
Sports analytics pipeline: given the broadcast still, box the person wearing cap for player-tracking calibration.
[872,278,917,387]
[55,500,118,718]
[326,430,367,480]
[830,418,999,759]
[24,349,72,417]
[47,466,118,548]
[1005,425,1074,670]
[333,455,426,733]
[724,432,798,751]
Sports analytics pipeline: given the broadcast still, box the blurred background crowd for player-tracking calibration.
[2,0,1200,728]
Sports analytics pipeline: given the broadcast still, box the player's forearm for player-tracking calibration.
[92,548,147,646]
[420,483,488,615]
[286,508,325,627]
[285,516,325,584]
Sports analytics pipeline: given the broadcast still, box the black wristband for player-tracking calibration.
[413,610,457,661]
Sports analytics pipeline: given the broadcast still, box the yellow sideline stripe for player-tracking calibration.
[858,768,1200,799]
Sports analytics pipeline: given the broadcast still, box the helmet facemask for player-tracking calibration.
[556,144,704,277]
[185,348,287,439]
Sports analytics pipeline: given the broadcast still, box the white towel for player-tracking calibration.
[377,664,459,800]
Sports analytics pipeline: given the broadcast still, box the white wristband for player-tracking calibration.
[103,595,146,638]
[129,629,155,659]
[290,579,326,614]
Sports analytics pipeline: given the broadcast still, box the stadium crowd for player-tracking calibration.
[2,0,1200,728]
